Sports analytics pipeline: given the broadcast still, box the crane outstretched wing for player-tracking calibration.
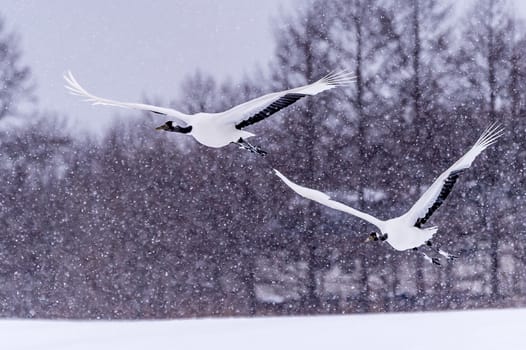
[405,123,503,227]
[221,70,356,129]
[274,169,383,228]
[64,71,192,127]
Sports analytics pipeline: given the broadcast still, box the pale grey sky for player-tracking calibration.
[2,0,297,132]
[3,0,526,133]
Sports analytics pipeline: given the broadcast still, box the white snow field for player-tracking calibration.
[2,308,525,349]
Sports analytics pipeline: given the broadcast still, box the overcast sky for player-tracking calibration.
[3,1,526,134]
[2,0,298,132]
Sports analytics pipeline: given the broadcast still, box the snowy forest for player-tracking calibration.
[1,0,526,319]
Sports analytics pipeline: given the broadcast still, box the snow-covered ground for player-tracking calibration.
[2,308,525,349]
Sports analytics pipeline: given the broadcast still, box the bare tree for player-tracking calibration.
[0,14,33,119]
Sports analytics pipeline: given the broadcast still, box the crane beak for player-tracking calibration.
[365,233,378,243]
[155,121,173,131]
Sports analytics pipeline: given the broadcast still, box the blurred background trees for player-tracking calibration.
[1,0,526,318]
[0,15,33,120]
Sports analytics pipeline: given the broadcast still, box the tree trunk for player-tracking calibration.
[302,16,321,314]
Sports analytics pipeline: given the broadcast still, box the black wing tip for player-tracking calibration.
[414,169,465,227]
[235,93,307,129]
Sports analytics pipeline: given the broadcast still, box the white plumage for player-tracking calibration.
[64,70,355,153]
[275,124,503,263]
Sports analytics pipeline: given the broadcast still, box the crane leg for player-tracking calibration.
[426,241,458,261]
[234,138,267,156]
